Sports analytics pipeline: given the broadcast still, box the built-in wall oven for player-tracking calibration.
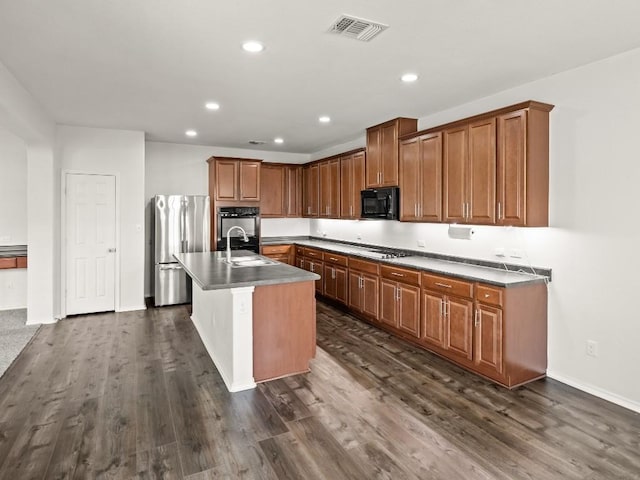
[216,206,260,253]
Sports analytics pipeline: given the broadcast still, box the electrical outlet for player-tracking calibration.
[586,340,598,357]
[6,281,14,290]
[417,240,426,248]
[322,231,327,237]
[509,248,523,258]
[494,247,505,257]
[356,233,362,240]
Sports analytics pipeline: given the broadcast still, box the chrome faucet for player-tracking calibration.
[226,226,249,263]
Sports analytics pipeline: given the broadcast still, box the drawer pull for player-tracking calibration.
[484,293,490,298]
[390,272,404,277]
[434,282,452,288]
[329,257,338,261]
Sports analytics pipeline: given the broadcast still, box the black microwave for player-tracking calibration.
[361,187,399,220]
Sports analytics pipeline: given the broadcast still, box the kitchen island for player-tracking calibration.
[174,250,320,392]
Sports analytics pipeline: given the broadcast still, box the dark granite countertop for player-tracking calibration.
[0,245,27,258]
[174,250,320,291]
[261,237,549,288]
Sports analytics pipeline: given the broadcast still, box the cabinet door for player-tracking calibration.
[497,109,527,226]
[445,295,474,362]
[443,126,468,222]
[352,152,366,218]
[215,160,238,201]
[419,132,443,222]
[366,127,381,187]
[239,161,261,201]
[340,154,353,218]
[475,304,504,376]
[285,166,302,217]
[468,118,496,224]
[329,158,340,217]
[335,266,348,305]
[323,264,337,300]
[319,161,331,217]
[362,273,379,319]
[379,279,398,328]
[422,291,446,348]
[348,271,363,312]
[380,122,398,186]
[303,164,319,217]
[399,137,420,221]
[398,283,420,338]
[307,259,323,294]
[260,165,285,217]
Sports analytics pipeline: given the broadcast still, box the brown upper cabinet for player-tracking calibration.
[319,158,340,218]
[400,100,553,227]
[399,132,442,222]
[260,163,302,218]
[302,163,319,217]
[366,118,417,188]
[208,157,261,203]
[496,104,552,226]
[340,150,366,219]
[443,118,496,224]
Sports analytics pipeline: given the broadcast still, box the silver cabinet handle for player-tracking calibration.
[390,272,404,277]
[414,204,417,217]
[434,282,452,288]
[498,202,502,220]
[359,276,363,288]
[445,300,449,317]
[440,299,444,317]
[475,309,479,327]
[310,264,314,272]
[331,267,335,279]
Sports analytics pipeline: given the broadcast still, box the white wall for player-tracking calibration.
[0,127,27,309]
[144,141,310,296]
[57,126,146,312]
[0,59,57,324]
[314,47,640,411]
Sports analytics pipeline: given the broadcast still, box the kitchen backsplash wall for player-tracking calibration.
[310,218,547,269]
[261,218,310,238]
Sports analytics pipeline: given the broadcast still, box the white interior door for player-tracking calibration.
[66,173,116,315]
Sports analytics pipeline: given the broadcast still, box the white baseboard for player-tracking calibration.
[116,304,147,313]
[547,370,640,414]
[0,305,27,311]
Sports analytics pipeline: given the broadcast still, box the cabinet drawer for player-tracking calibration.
[423,273,473,298]
[476,284,503,307]
[16,256,27,268]
[262,244,291,255]
[349,257,380,275]
[304,248,323,259]
[323,252,348,267]
[0,257,17,269]
[268,254,291,264]
[380,265,421,286]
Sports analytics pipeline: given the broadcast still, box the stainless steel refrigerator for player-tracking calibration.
[153,195,210,306]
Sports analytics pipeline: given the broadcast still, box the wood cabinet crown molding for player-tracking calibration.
[398,100,554,141]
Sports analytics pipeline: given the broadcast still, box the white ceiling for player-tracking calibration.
[2,0,640,154]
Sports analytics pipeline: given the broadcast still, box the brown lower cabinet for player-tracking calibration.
[323,253,348,305]
[294,245,547,388]
[261,244,294,265]
[379,265,421,338]
[347,258,379,320]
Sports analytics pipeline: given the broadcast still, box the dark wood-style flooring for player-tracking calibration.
[0,301,638,479]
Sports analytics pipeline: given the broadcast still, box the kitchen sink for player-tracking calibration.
[222,256,279,268]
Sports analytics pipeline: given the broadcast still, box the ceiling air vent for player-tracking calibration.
[329,14,388,42]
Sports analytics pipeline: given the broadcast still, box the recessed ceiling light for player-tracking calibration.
[185,130,197,137]
[205,102,220,110]
[274,137,284,144]
[401,73,419,83]
[242,41,264,53]
[319,116,331,123]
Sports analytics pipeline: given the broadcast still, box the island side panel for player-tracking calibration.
[252,280,316,382]
[191,284,257,392]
